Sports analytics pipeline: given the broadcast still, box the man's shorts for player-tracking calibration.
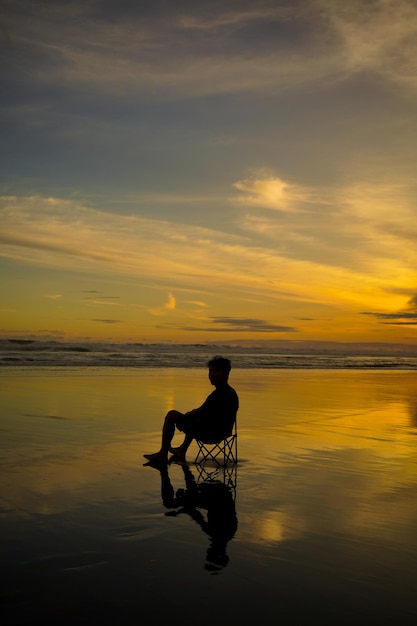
[176,412,228,444]
[176,412,202,438]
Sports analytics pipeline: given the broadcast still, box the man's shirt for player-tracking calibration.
[187,384,239,442]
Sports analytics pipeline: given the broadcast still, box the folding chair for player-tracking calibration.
[194,419,237,468]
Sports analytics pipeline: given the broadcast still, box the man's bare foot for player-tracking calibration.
[143,452,168,463]
[168,446,186,462]
[170,445,186,456]
[169,451,186,463]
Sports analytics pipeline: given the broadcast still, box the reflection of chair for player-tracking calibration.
[194,419,237,468]
[195,461,237,493]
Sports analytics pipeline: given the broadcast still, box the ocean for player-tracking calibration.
[1,338,416,369]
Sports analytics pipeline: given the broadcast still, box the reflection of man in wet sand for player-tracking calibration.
[144,356,239,464]
[153,462,238,572]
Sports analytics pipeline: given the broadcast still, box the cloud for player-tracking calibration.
[208,317,297,333]
[363,312,417,321]
[83,296,121,306]
[408,295,417,310]
[363,314,417,327]
[334,181,417,273]
[1,190,415,324]
[0,1,306,97]
[232,175,319,212]
[4,0,417,103]
[362,293,417,325]
[178,4,293,30]
[0,195,279,302]
[165,293,176,311]
[90,319,123,324]
[235,174,417,281]
[148,293,177,316]
[185,300,208,308]
[319,0,417,90]
[157,316,297,333]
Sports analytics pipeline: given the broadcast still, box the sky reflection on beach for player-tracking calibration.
[2,368,417,623]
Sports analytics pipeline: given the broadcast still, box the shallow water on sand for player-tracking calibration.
[1,368,417,624]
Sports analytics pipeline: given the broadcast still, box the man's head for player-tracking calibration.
[207,356,231,386]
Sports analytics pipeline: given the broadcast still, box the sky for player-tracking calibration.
[1,0,417,346]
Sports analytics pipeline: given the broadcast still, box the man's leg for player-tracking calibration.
[144,410,183,462]
[170,433,193,461]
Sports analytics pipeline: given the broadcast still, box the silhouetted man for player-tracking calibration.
[144,356,238,463]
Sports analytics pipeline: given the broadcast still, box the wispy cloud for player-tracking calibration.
[178,4,293,30]
[185,300,208,308]
[90,319,123,324]
[157,317,297,333]
[320,0,417,90]
[208,317,297,333]
[44,293,63,300]
[234,174,417,281]
[0,190,414,321]
[4,0,417,103]
[83,296,121,306]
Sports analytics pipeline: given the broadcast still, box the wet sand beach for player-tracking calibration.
[2,367,417,624]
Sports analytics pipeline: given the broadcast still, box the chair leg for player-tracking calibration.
[194,434,237,467]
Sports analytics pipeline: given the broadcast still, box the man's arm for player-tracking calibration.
[185,394,211,417]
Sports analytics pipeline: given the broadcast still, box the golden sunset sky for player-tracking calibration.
[1,0,417,346]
